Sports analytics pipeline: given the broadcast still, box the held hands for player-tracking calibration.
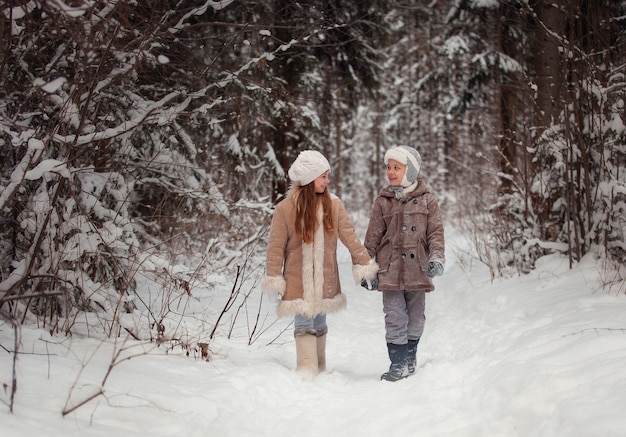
[360,276,379,291]
[426,261,444,278]
[360,263,441,288]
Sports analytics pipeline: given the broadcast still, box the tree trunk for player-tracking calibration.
[532,0,563,134]
[530,0,565,239]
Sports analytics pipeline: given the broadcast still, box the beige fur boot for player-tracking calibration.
[316,334,326,372]
[295,334,319,376]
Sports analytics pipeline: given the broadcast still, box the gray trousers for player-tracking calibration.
[382,290,426,344]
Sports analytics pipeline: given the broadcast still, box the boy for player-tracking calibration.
[363,145,445,381]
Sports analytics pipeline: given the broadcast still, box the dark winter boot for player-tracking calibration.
[407,339,420,375]
[381,343,409,382]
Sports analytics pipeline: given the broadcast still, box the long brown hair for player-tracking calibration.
[295,183,334,244]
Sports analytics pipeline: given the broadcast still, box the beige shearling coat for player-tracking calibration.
[364,179,445,292]
[262,187,378,318]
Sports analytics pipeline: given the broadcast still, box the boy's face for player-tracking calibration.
[386,159,407,186]
[314,171,330,193]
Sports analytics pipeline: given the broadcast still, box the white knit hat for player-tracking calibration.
[288,150,331,186]
[384,145,422,187]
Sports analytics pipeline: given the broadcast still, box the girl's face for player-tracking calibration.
[313,171,330,193]
[386,159,407,186]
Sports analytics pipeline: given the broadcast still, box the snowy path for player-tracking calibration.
[2,229,626,436]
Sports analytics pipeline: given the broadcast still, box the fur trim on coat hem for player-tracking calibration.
[277,293,347,318]
[352,258,379,284]
[261,275,286,296]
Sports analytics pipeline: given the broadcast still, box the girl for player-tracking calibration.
[262,150,378,376]
[364,145,445,381]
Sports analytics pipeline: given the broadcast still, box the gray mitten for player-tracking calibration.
[426,261,444,278]
[360,276,379,290]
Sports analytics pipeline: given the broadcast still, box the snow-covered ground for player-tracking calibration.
[2,229,626,437]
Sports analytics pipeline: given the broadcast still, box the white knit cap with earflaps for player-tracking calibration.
[384,145,422,188]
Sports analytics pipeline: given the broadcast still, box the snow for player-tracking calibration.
[34,77,67,93]
[470,0,499,8]
[0,138,44,211]
[442,35,469,58]
[2,228,626,436]
[46,0,88,18]
[24,159,70,181]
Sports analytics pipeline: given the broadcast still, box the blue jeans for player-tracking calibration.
[294,313,328,337]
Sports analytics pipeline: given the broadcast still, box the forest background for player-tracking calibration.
[0,0,625,356]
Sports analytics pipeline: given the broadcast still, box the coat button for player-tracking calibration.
[413,199,418,204]
[411,226,416,231]
[410,253,415,258]
[402,253,406,259]
[402,225,407,232]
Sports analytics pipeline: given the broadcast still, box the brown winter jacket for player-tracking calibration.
[262,186,378,318]
[364,179,445,292]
